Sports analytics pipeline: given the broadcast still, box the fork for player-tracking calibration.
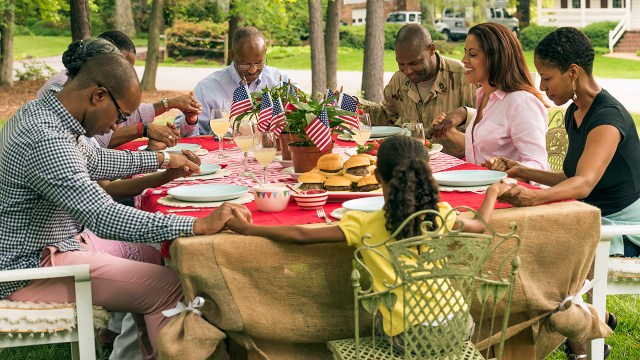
[316,208,333,224]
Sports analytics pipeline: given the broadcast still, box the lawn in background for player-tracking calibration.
[13,35,147,61]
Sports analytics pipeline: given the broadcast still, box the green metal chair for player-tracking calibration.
[547,110,568,172]
[327,207,521,360]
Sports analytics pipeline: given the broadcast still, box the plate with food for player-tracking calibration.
[295,173,382,202]
[433,170,507,187]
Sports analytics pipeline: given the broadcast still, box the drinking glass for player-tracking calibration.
[233,117,256,177]
[254,131,277,183]
[402,122,426,145]
[349,113,372,146]
[210,107,230,158]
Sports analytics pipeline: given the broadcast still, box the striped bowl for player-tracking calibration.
[292,190,329,210]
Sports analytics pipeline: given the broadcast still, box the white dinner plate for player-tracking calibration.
[371,126,403,138]
[433,170,507,187]
[274,155,293,168]
[342,196,385,212]
[191,163,221,177]
[167,184,249,202]
[429,143,443,157]
[165,143,202,154]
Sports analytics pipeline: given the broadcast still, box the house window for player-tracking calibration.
[612,0,624,7]
[571,0,580,8]
[409,13,416,21]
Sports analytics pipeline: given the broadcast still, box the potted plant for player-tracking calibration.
[235,83,357,172]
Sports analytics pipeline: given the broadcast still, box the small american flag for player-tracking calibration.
[257,91,273,132]
[270,96,287,138]
[305,107,332,151]
[325,89,335,105]
[284,82,298,112]
[337,92,360,129]
[230,84,253,118]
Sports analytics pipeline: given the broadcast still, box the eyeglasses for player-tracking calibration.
[236,62,266,72]
[101,84,128,124]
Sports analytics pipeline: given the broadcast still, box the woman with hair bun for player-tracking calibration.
[225,135,510,346]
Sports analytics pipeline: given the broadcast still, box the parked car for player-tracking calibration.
[435,7,520,41]
[386,11,422,25]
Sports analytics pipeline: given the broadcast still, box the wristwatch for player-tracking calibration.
[159,150,170,169]
[160,98,170,112]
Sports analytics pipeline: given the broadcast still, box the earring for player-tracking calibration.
[572,80,577,101]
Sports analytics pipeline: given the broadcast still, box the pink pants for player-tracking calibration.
[8,234,182,360]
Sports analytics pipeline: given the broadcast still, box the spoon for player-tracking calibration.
[286,184,303,195]
[248,173,265,188]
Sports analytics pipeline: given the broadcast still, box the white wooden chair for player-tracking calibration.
[588,225,640,360]
[0,264,96,360]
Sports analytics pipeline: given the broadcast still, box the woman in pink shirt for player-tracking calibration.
[433,23,550,170]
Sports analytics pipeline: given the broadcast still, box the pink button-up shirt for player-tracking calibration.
[465,88,549,170]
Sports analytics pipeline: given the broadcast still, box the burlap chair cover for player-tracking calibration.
[165,202,608,360]
[158,311,228,360]
[546,302,613,343]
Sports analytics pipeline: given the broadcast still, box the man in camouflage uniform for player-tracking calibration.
[359,24,477,157]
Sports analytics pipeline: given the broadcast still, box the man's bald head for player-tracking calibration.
[395,24,433,52]
[231,26,266,54]
[71,53,140,100]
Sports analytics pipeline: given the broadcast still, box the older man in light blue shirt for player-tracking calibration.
[175,26,292,137]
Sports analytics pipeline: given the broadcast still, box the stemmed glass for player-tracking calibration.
[233,116,256,177]
[349,113,372,146]
[402,122,426,145]
[254,131,277,183]
[209,101,231,158]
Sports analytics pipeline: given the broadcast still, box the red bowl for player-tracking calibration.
[292,190,329,210]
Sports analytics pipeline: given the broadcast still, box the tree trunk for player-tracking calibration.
[70,0,92,41]
[114,0,136,38]
[0,0,16,89]
[324,0,340,90]
[361,0,384,102]
[141,0,163,91]
[420,0,433,25]
[517,0,531,29]
[227,0,242,65]
[308,0,326,99]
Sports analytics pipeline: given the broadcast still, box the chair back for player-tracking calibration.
[547,110,568,172]
[350,207,520,359]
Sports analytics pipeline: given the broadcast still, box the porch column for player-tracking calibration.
[537,0,542,27]
[581,0,586,27]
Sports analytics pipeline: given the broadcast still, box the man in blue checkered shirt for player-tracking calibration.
[0,52,251,358]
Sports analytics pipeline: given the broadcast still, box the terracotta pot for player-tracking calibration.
[278,133,301,160]
[288,142,334,173]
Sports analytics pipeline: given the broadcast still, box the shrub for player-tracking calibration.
[14,60,55,81]
[164,58,176,64]
[637,50,640,57]
[593,46,609,55]
[519,25,557,50]
[340,24,437,50]
[166,20,227,59]
[268,46,310,59]
[582,21,617,48]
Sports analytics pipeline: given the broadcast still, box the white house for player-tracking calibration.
[537,0,640,50]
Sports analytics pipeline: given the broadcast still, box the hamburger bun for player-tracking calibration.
[298,172,326,191]
[317,153,344,177]
[356,175,381,192]
[324,176,352,192]
[359,153,377,165]
[344,155,372,183]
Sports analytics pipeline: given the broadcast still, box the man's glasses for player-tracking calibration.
[101,85,128,124]
[236,62,266,72]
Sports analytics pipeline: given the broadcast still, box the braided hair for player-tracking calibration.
[377,136,440,239]
[62,38,118,78]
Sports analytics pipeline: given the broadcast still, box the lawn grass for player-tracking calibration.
[12,35,640,78]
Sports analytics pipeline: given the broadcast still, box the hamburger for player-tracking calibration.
[359,153,377,165]
[298,172,326,191]
[343,155,372,183]
[356,175,381,192]
[317,154,344,177]
[324,176,352,192]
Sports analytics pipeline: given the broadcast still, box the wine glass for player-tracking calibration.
[233,116,256,177]
[254,131,277,183]
[402,122,426,145]
[349,113,372,147]
[210,107,230,158]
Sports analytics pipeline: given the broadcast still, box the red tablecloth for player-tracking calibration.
[118,136,528,257]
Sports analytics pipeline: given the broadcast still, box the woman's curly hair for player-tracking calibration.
[535,27,595,75]
[62,38,118,79]
[377,135,440,240]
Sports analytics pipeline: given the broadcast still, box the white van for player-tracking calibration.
[386,11,422,25]
[436,7,520,41]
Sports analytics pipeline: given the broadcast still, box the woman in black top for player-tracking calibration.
[486,26,637,359]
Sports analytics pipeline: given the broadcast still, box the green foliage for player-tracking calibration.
[13,60,55,81]
[637,50,640,57]
[163,0,224,28]
[163,57,176,64]
[582,21,618,48]
[166,20,227,59]
[268,46,311,60]
[519,25,557,50]
[340,24,434,50]
[594,47,609,55]
[232,0,309,46]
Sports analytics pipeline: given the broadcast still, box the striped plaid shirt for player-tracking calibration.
[0,92,195,298]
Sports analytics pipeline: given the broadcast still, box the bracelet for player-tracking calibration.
[142,123,148,138]
[160,98,169,112]
[137,122,143,138]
